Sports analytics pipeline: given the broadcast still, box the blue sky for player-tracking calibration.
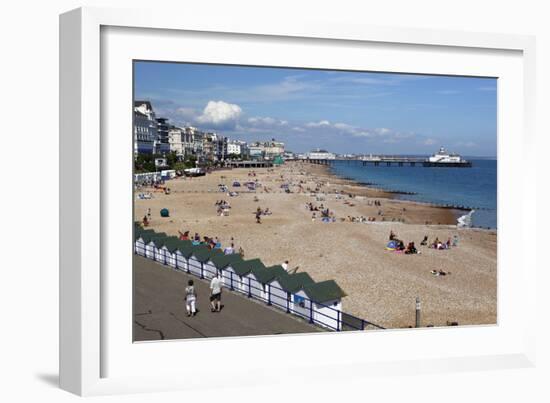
[134,61,497,157]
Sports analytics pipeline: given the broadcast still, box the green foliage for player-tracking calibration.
[134,153,155,173]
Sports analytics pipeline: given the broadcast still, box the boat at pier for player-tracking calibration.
[425,147,472,167]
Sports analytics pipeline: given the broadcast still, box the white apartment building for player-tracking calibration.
[307,149,336,160]
[168,128,184,157]
[227,140,249,157]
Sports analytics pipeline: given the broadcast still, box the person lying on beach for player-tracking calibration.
[431,269,450,276]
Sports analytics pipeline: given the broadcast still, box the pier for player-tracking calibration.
[304,158,472,168]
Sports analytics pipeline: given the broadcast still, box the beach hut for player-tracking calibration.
[139,232,168,259]
[201,248,225,280]
[173,240,194,272]
[134,229,155,255]
[276,272,315,318]
[296,280,347,330]
[251,265,287,303]
[244,264,270,300]
[150,236,178,263]
[266,274,291,312]
[187,245,214,278]
[209,253,245,290]
[159,238,183,267]
[231,259,266,295]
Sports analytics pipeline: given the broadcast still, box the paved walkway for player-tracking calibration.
[133,255,323,341]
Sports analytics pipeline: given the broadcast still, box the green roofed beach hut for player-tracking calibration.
[231,259,266,295]
[134,229,155,254]
[137,232,168,258]
[187,245,214,278]
[296,280,347,330]
[150,236,178,263]
[173,240,194,271]
[201,248,226,280]
[159,237,184,267]
[209,253,245,290]
[269,272,313,316]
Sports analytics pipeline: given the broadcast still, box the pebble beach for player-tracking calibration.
[134,161,497,329]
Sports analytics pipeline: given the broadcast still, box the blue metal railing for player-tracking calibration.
[134,242,384,331]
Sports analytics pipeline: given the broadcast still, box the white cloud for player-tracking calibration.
[424,138,437,146]
[306,120,331,128]
[196,100,242,128]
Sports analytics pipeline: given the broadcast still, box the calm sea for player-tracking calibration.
[329,159,497,229]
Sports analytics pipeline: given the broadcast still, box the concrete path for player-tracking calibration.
[133,255,323,341]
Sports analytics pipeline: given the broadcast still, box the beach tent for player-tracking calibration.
[297,280,347,330]
[209,253,245,289]
[386,240,397,251]
[160,208,170,217]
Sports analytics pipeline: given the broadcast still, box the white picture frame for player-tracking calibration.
[59,6,537,396]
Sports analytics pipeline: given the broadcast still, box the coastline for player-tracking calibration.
[302,162,464,227]
[135,161,497,328]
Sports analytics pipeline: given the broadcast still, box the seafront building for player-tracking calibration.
[134,101,158,155]
[228,140,250,158]
[133,100,287,166]
[155,117,171,155]
[168,128,184,157]
[307,148,336,160]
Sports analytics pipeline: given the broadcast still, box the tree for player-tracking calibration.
[134,153,155,173]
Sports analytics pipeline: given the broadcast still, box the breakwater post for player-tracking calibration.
[415,297,421,328]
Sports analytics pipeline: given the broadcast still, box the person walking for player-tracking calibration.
[185,279,197,317]
[209,273,223,312]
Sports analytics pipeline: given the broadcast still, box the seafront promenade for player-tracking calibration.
[134,255,322,341]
